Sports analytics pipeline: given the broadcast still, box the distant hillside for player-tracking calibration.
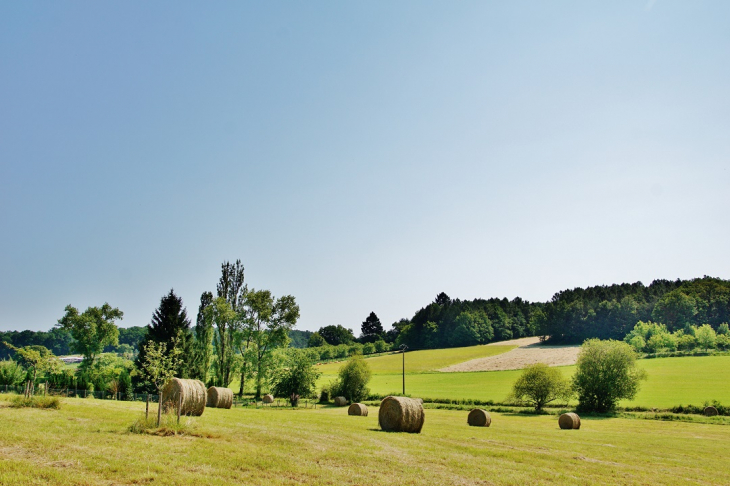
[289,329,312,348]
[0,325,147,359]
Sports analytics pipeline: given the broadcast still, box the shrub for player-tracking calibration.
[627,336,645,353]
[646,332,677,352]
[270,353,321,399]
[0,359,25,387]
[362,342,375,355]
[374,340,389,353]
[573,339,647,413]
[119,369,133,400]
[695,324,717,350]
[347,344,363,356]
[334,345,348,359]
[319,347,332,361]
[716,334,730,351]
[9,395,61,409]
[676,332,697,351]
[509,363,572,411]
[331,355,371,403]
[624,321,666,344]
[717,323,729,336]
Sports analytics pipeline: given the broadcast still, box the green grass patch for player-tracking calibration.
[626,356,730,408]
[7,394,61,410]
[1,395,729,485]
[318,355,730,411]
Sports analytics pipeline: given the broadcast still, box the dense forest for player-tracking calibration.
[537,277,730,343]
[389,292,537,349]
[388,276,730,348]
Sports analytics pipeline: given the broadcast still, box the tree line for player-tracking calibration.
[300,276,730,350]
[535,276,730,343]
[0,326,145,360]
[1,260,300,400]
[3,274,729,396]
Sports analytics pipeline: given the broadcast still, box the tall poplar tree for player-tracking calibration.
[208,260,247,387]
[190,291,214,383]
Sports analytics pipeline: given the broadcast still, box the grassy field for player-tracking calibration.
[1,395,729,485]
[319,351,730,409]
[316,344,516,374]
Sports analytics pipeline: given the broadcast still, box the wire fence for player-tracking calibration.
[0,384,320,409]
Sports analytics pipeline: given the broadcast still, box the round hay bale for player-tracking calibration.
[206,386,233,409]
[467,409,491,427]
[334,396,348,407]
[414,398,424,404]
[558,412,581,430]
[704,406,719,417]
[161,378,206,416]
[262,394,274,404]
[378,396,425,433]
[348,403,368,416]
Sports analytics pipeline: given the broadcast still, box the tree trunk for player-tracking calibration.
[157,391,163,427]
[255,357,262,399]
[238,362,246,397]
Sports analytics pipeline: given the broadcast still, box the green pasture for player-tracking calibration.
[315,344,516,374]
[320,353,730,409]
[1,395,729,485]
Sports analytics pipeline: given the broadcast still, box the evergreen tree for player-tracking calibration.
[360,312,384,343]
[434,292,451,306]
[134,290,193,389]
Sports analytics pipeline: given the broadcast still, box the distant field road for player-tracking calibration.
[440,336,580,372]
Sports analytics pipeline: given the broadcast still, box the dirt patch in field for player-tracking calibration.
[439,337,580,372]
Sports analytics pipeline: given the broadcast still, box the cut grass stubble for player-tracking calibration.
[1,395,729,485]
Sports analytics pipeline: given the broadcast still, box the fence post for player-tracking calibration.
[177,393,182,424]
[145,393,150,420]
[157,392,162,427]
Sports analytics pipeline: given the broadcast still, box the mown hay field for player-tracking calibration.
[315,344,516,374]
[1,395,729,485]
[319,353,730,409]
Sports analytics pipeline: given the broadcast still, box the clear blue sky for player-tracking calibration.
[1,1,729,334]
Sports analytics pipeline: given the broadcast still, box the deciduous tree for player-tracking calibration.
[138,339,182,425]
[318,325,355,346]
[510,363,571,410]
[573,339,647,412]
[332,354,371,403]
[206,297,238,387]
[240,289,299,398]
[57,304,123,365]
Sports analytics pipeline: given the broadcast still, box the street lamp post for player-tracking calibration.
[399,344,408,395]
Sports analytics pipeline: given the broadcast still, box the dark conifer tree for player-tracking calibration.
[434,292,451,306]
[134,289,193,388]
[361,312,384,342]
